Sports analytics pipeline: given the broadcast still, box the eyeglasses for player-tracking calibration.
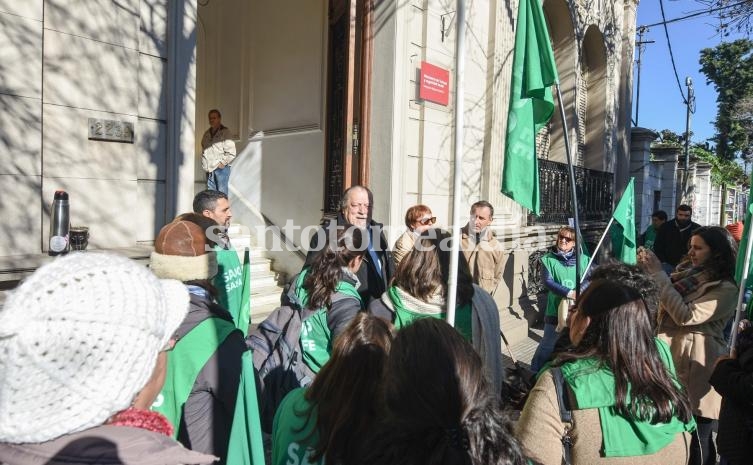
[418,216,437,226]
[558,235,574,243]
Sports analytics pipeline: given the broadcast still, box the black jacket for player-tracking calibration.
[709,346,753,465]
[173,292,247,464]
[653,218,701,266]
[304,213,395,303]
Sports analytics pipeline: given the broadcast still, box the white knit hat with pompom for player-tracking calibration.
[0,252,189,443]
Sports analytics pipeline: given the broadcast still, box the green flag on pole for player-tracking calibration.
[226,350,266,465]
[502,0,559,215]
[610,178,637,265]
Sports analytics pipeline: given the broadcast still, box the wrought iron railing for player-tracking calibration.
[528,159,613,225]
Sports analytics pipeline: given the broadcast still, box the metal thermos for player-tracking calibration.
[49,190,70,256]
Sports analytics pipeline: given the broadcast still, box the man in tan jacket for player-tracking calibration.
[461,201,504,297]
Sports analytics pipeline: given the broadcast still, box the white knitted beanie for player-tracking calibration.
[0,252,189,443]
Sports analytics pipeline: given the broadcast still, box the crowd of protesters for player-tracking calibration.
[0,187,747,465]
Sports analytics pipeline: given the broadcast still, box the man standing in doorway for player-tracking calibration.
[460,201,504,297]
[201,109,236,195]
[653,204,701,272]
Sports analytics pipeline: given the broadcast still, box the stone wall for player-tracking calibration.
[0,0,195,257]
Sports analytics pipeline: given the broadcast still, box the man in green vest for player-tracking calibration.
[150,217,249,464]
[531,226,589,372]
[193,190,249,333]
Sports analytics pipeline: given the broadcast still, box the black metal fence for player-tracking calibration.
[528,159,613,225]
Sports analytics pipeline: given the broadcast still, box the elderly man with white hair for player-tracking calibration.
[304,185,394,303]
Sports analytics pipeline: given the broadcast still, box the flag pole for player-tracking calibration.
[730,223,753,351]
[555,83,583,295]
[447,0,466,327]
[583,216,614,277]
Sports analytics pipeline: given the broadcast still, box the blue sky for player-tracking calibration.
[634,0,747,144]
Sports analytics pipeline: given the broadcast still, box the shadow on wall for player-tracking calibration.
[0,2,196,256]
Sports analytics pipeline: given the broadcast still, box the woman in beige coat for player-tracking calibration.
[638,226,738,465]
[516,278,694,465]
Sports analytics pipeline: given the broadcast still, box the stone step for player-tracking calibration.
[250,302,281,325]
[250,284,284,306]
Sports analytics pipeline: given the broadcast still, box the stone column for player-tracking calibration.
[614,0,639,193]
[652,145,681,219]
[630,127,658,232]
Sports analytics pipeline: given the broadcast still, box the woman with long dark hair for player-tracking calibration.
[272,313,393,465]
[516,279,695,464]
[368,228,504,392]
[293,227,368,373]
[639,226,738,465]
[359,318,526,465]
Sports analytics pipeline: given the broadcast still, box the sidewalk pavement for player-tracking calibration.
[503,324,543,370]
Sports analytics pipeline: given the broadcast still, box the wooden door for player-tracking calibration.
[324,0,371,214]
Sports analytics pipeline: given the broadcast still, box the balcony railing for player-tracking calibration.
[528,159,613,225]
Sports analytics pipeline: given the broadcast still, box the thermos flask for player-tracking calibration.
[49,190,70,256]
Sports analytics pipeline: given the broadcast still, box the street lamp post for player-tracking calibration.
[682,77,695,204]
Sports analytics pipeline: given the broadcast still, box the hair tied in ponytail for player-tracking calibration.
[445,426,470,451]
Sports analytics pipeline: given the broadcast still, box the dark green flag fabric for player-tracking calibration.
[502,0,559,214]
[226,350,266,465]
[610,178,637,265]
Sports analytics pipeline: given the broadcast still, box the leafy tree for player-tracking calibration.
[691,143,747,186]
[699,39,753,160]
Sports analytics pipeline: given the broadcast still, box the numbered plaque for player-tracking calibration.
[88,118,134,143]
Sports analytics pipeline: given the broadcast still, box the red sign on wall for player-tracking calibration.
[419,61,450,106]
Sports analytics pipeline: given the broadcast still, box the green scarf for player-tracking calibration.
[387,286,472,341]
[558,339,695,457]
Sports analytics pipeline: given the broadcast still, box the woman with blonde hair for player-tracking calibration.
[393,204,437,265]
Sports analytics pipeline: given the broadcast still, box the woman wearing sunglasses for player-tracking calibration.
[531,226,590,372]
[516,279,695,465]
[392,204,437,265]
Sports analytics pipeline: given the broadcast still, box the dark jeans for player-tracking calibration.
[689,416,717,465]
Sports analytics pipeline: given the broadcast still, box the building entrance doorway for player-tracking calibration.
[323,0,372,214]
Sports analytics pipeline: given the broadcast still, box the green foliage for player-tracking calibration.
[699,39,753,160]
[690,143,747,186]
[659,129,682,145]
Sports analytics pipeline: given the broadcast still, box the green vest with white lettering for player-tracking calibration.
[152,317,236,438]
[214,246,249,334]
[294,269,362,373]
[271,388,322,465]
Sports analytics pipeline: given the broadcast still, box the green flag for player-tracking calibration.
[610,178,637,265]
[226,350,266,465]
[502,0,559,215]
